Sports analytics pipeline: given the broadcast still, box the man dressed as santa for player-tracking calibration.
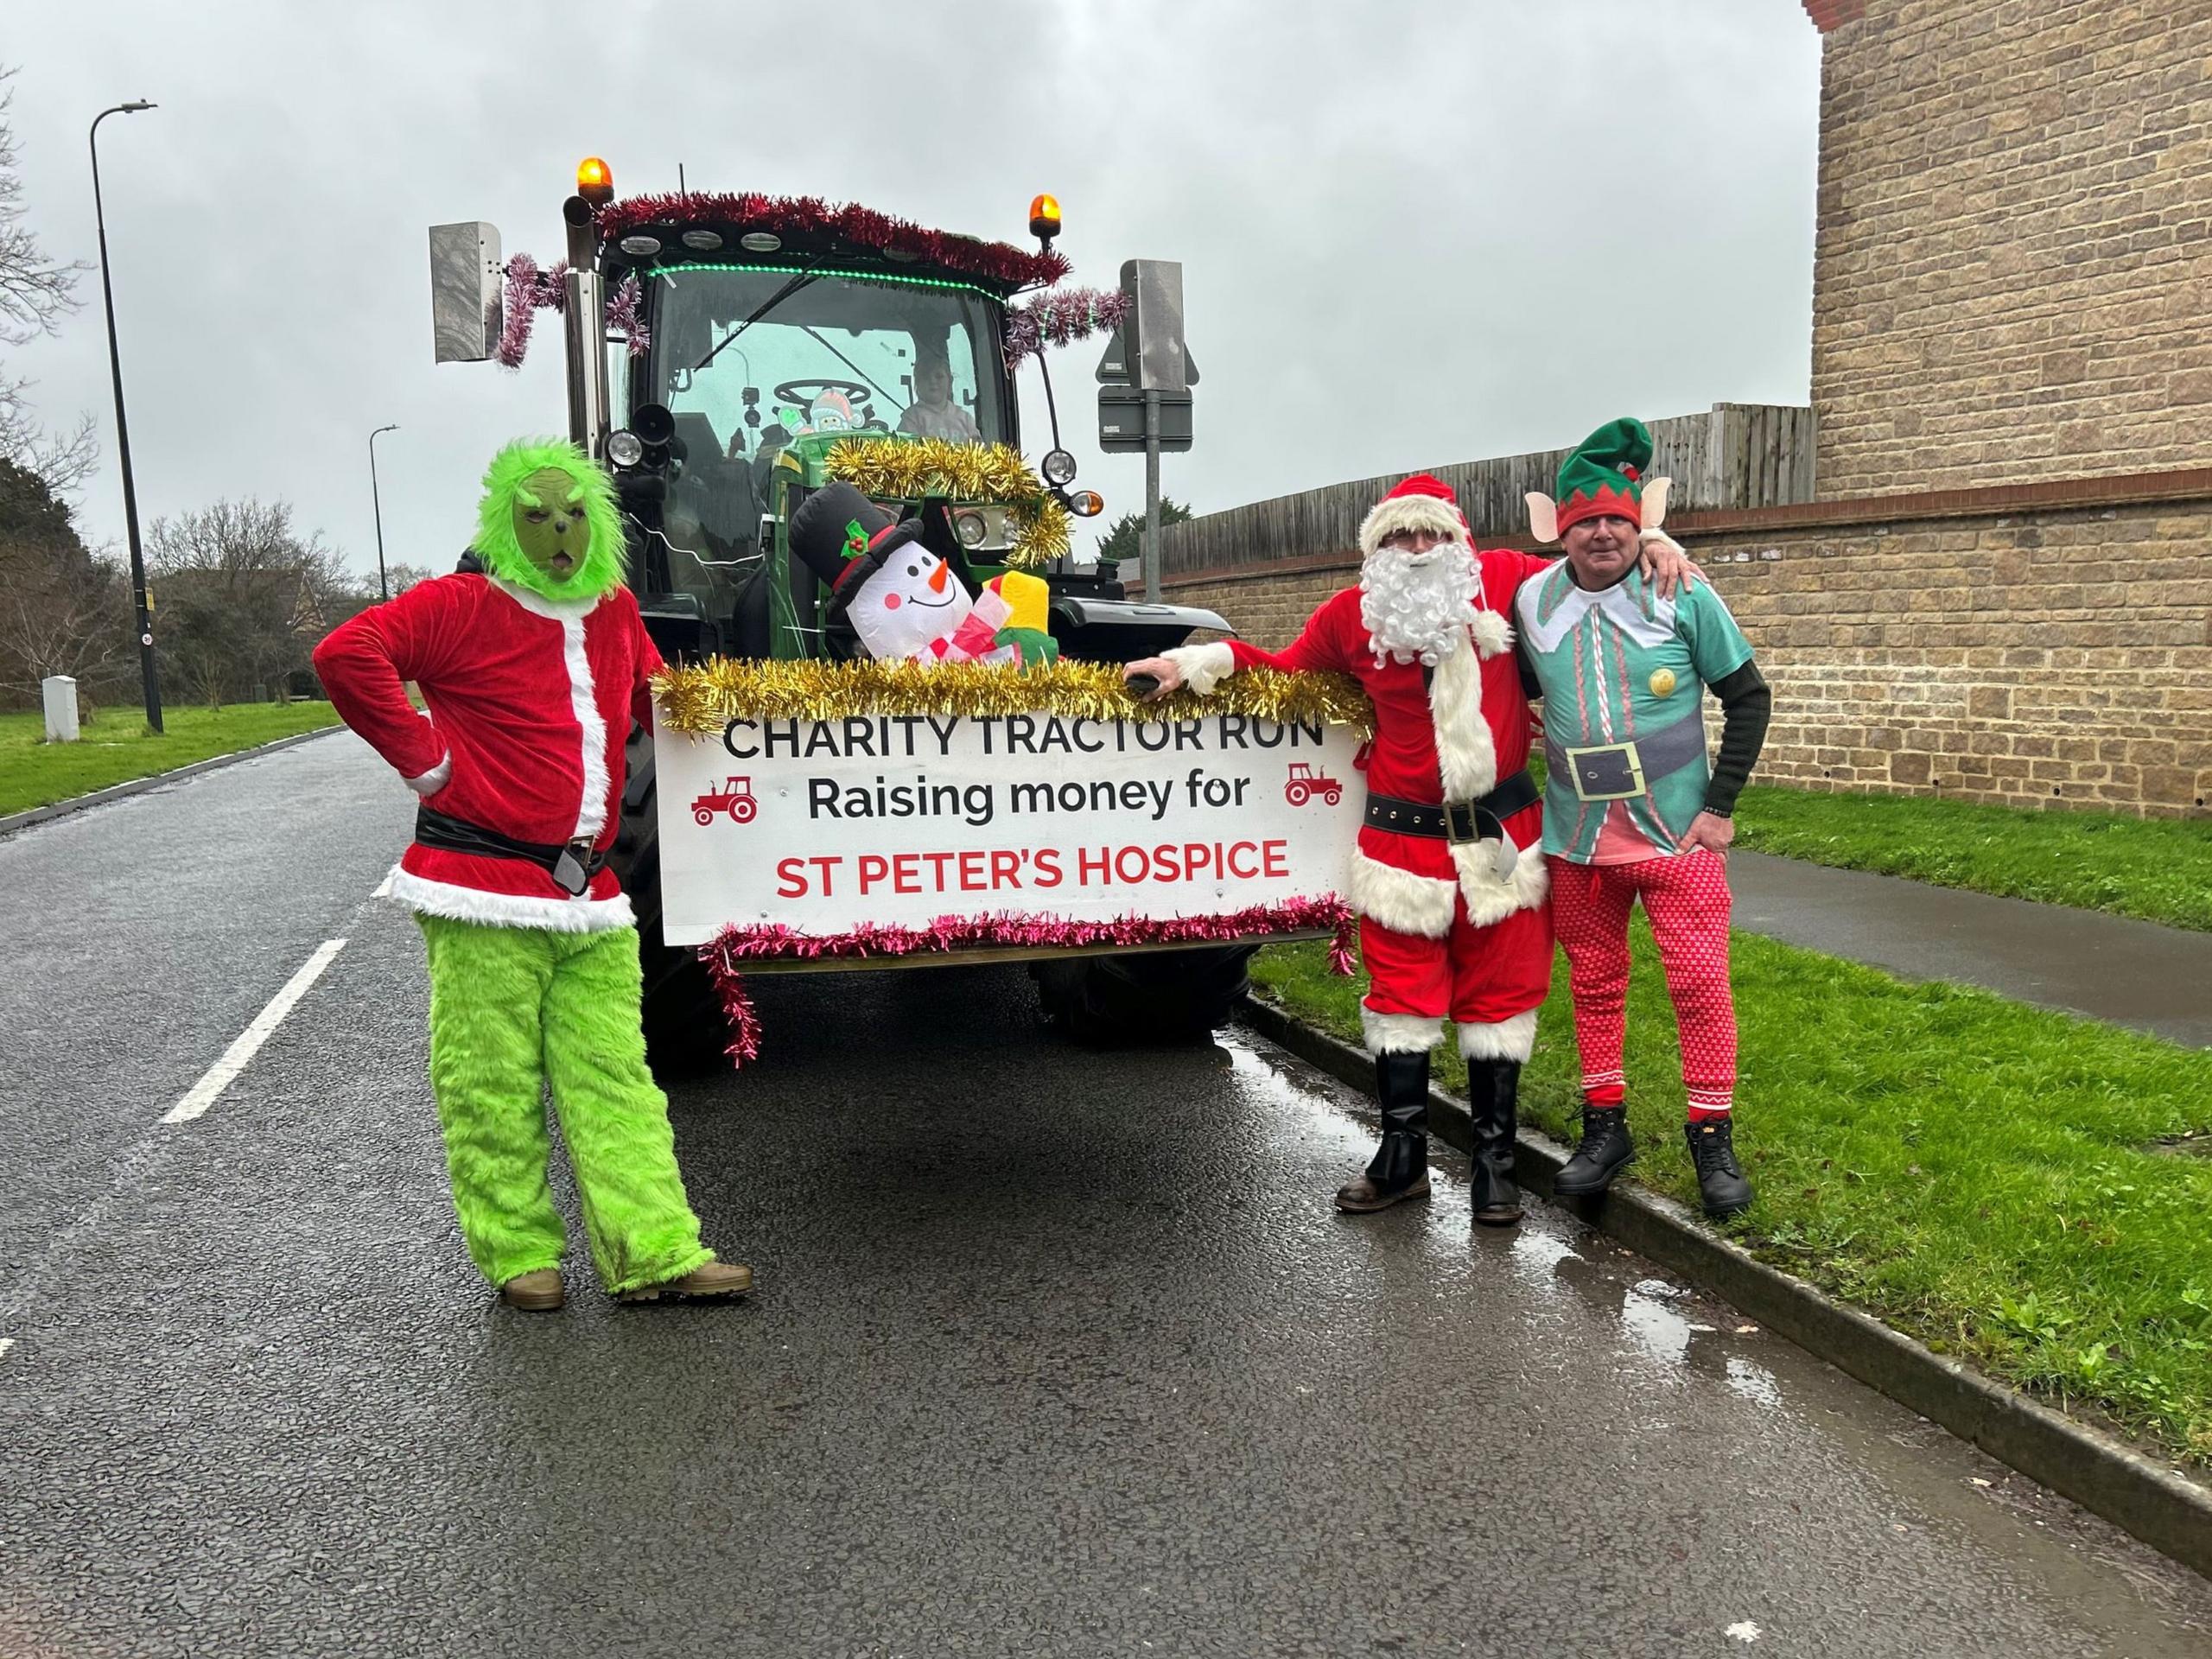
[1123,474,1693,1224]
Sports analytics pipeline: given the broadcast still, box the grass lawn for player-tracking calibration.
[0,702,343,817]
[1732,785,2212,932]
[1252,932,2212,1467]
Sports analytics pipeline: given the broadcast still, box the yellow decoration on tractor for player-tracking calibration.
[823,437,1074,568]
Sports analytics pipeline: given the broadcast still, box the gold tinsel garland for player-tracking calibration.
[823,437,1071,568]
[652,657,1373,737]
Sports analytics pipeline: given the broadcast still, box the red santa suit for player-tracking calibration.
[1165,477,1554,1063]
[313,572,662,933]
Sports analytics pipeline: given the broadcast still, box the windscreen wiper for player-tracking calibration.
[693,257,824,374]
[797,324,905,412]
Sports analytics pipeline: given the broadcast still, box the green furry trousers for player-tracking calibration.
[416,915,714,1294]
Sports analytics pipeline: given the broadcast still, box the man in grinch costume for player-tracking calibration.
[1125,475,1694,1224]
[1516,418,1770,1218]
[314,438,753,1310]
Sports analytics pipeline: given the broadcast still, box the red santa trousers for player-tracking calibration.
[1546,849,1737,1115]
[1358,889,1554,1060]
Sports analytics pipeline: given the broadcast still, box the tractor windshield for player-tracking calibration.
[647,265,1009,556]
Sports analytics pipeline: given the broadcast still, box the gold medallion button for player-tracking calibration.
[1649,668,1677,697]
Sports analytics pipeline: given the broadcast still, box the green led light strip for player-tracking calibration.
[643,260,1005,304]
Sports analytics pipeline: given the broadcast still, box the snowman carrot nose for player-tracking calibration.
[928,562,950,594]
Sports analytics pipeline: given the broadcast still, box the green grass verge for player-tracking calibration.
[1252,933,2212,1465]
[1732,785,2212,932]
[0,702,343,817]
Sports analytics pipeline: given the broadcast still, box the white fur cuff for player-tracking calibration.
[1459,1009,1538,1062]
[404,754,452,796]
[1163,640,1236,696]
[1363,1008,1444,1055]
[1348,851,1457,939]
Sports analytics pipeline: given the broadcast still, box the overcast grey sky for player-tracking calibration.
[7,0,1820,582]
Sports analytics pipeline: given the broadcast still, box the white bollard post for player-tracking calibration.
[41,676,80,743]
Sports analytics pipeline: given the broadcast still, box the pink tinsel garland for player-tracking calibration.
[698,898,1357,1070]
[1005,287,1128,364]
[594,192,1071,290]
[605,274,650,359]
[497,260,650,370]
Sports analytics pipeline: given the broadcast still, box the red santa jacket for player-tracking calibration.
[1169,547,1552,939]
[312,573,661,933]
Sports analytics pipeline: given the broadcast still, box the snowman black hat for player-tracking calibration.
[789,481,928,616]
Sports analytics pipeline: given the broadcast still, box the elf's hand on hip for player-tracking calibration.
[1677,811,1735,855]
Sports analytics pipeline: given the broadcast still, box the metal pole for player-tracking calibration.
[91,100,161,733]
[1142,389,1161,603]
[369,424,397,601]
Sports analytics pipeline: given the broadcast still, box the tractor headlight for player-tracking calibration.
[606,429,645,468]
[953,510,989,549]
[1041,448,1078,487]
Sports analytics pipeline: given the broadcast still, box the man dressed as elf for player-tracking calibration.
[314,438,753,1311]
[1517,418,1771,1217]
[1124,475,1694,1224]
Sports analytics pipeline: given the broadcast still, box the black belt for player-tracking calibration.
[1544,711,1709,804]
[414,805,607,897]
[1364,770,1540,843]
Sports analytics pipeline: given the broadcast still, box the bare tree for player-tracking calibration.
[146,499,360,707]
[0,455,125,706]
[0,66,98,495]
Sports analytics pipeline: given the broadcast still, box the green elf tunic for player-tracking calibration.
[1516,563,1756,865]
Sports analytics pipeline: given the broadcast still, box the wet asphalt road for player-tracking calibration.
[3,735,2210,1658]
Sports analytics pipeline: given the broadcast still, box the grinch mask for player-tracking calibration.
[473,438,626,601]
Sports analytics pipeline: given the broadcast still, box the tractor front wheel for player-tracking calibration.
[1030,945,1256,1047]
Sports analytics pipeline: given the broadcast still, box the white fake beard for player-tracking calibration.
[1359,541,1479,667]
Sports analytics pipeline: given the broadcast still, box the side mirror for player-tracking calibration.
[429,221,502,364]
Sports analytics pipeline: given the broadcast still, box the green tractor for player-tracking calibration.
[431,160,1255,1063]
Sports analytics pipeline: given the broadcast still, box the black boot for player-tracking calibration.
[1554,1103,1636,1197]
[1335,1050,1432,1213]
[1686,1117,1754,1218]
[1464,1058,1524,1227]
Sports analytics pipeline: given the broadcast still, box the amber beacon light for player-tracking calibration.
[1029,192,1062,246]
[576,156,615,206]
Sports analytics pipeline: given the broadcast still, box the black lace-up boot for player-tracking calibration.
[1464,1058,1524,1226]
[1685,1117,1754,1218]
[1335,1050,1433,1213]
[1553,1103,1636,1198]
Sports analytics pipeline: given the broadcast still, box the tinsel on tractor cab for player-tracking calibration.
[423,157,1345,1068]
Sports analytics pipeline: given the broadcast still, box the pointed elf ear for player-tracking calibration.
[1525,493,1560,544]
[1642,477,1670,531]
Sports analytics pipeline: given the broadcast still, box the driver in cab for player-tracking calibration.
[896,353,981,444]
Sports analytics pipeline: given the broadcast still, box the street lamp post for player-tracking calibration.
[369,424,398,601]
[91,99,161,734]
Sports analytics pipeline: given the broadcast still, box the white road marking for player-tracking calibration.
[0,1338,15,1363]
[161,939,348,1125]
[1726,1622,1762,1644]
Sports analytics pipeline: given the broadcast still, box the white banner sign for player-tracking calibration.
[653,708,1365,947]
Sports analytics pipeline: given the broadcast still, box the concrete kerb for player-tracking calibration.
[0,725,346,839]
[1236,994,2212,1583]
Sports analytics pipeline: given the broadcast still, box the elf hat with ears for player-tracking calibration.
[788,480,926,616]
[1524,417,1671,544]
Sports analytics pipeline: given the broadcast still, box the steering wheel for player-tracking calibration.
[775,378,874,416]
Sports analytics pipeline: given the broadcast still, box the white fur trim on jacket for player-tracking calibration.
[1428,632,1497,803]
[1358,495,1466,557]
[404,754,452,796]
[1347,850,1457,938]
[1162,640,1236,696]
[381,867,636,934]
[1458,1009,1539,1063]
[1362,1007,1444,1055]
[1448,840,1552,929]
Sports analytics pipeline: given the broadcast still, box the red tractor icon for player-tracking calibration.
[691,775,759,826]
[1284,761,1344,807]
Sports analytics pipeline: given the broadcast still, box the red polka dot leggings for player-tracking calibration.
[1546,850,1736,1116]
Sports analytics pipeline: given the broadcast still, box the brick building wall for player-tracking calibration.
[1164,479,2212,819]
[1812,1,2212,497]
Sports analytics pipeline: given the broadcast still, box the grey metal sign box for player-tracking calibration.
[429,221,504,364]
[1098,387,1192,453]
[1119,258,1186,392]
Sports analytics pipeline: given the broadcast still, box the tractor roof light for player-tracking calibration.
[619,234,662,257]
[1029,193,1062,247]
[1041,448,1077,487]
[739,231,782,254]
[577,156,614,206]
[681,229,723,251]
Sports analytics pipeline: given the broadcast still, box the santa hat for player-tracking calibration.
[788,481,925,616]
[1358,473,1468,557]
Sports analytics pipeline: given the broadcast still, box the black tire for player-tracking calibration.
[611,721,731,1075]
[1030,944,1256,1046]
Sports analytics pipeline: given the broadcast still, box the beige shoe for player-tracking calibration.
[499,1268,565,1312]
[616,1260,754,1303]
